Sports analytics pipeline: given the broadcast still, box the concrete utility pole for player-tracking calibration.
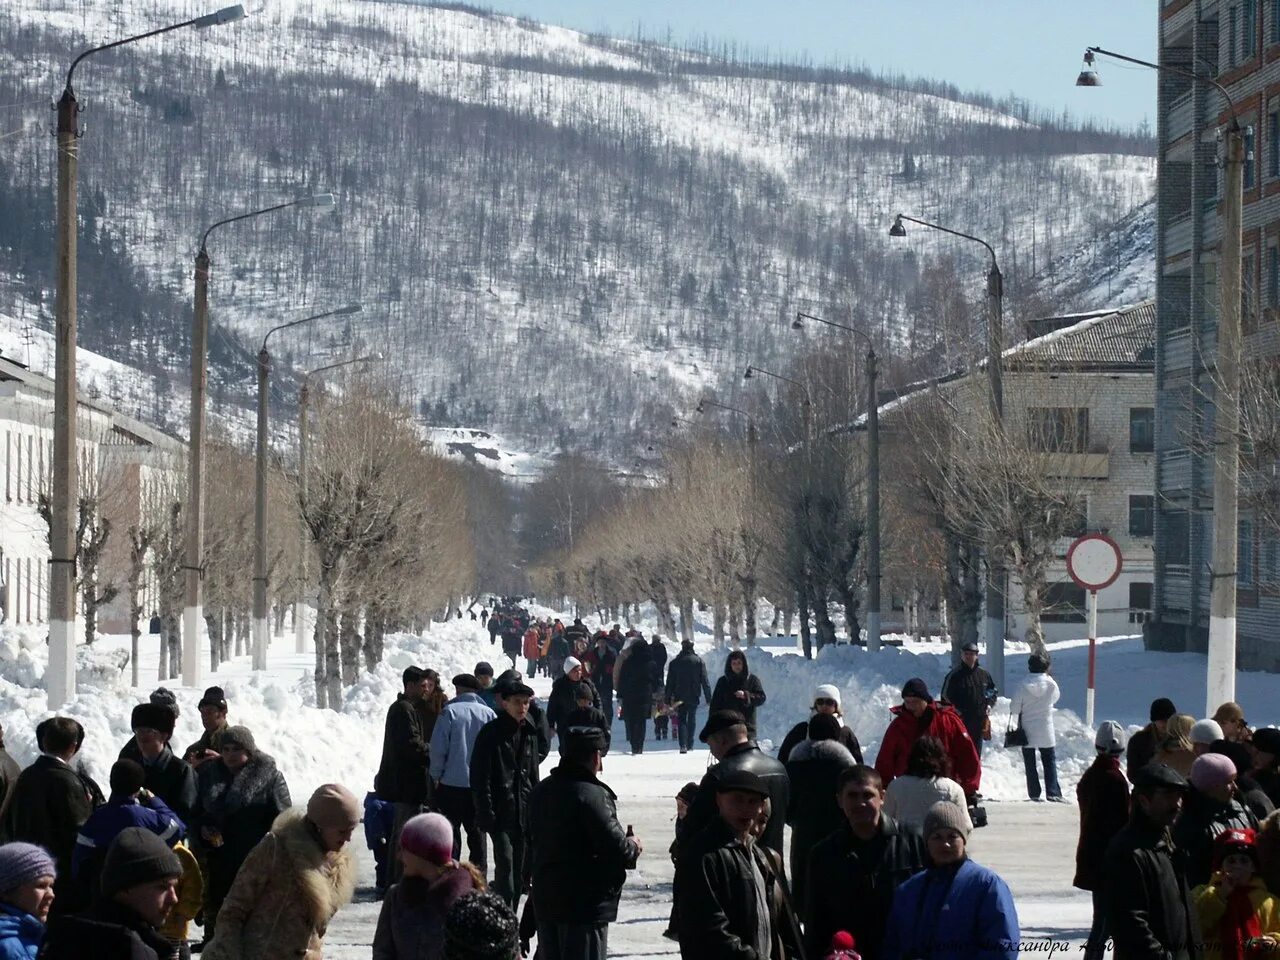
[49,4,245,708]
[793,312,882,651]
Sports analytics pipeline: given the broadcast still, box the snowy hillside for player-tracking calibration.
[0,0,1155,459]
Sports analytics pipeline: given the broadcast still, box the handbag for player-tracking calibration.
[1003,712,1028,748]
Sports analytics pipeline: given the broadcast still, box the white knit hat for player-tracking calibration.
[1190,719,1224,745]
[814,683,841,711]
[563,657,582,676]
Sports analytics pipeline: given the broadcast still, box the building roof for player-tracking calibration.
[1006,301,1155,371]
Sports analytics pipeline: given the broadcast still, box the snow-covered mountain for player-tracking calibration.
[0,0,1155,461]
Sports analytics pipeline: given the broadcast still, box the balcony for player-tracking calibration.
[1167,91,1194,144]
[1036,452,1109,479]
[1164,212,1193,259]
[1160,448,1192,496]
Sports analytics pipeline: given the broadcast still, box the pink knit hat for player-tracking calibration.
[1189,753,1237,791]
[400,812,454,865]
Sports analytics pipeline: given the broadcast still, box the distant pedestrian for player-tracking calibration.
[777,684,863,764]
[1009,653,1063,802]
[665,641,713,755]
[475,662,497,712]
[430,674,496,876]
[1075,721,1132,960]
[708,651,766,738]
[1127,697,1177,783]
[616,638,658,755]
[940,640,997,752]
[1210,741,1274,821]
[583,634,619,725]
[547,658,597,736]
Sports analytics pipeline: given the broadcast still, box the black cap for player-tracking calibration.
[715,768,769,797]
[1132,762,1190,793]
[198,686,227,710]
[560,725,607,753]
[699,709,747,743]
[1150,698,1177,723]
[402,666,426,684]
[902,678,931,701]
[1252,727,1280,755]
[497,679,535,698]
[452,673,481,691]
[474,662,494,678]
[961,640,980,653]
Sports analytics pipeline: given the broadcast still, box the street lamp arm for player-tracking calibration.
[795,312,876,355]
[1086,46,1239,126]
[262,304,361,352]
[201,196,318,252]
[304,353,378,385]
[894,214,999,270]
[699,398,752,420]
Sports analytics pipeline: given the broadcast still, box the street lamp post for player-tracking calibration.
[186,193,336,687]
[295,354,379,655]
[253,305,361,670]
[793,312,881,651]
[1079,46,1244,712]
[744,364,812,443]
[890,214,1005,684]
[48,5,245,707]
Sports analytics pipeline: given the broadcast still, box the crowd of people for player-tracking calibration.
[2,621,1280,960]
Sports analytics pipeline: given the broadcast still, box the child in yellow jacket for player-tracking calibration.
[1193,828,1280,960]
[160,839,204,957]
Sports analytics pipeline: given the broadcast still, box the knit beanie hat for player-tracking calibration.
[1150,698,1177,723]
[109,759,148,798]
[131,703,176,738]
[1095,720,1127,756]
[444,890,519,960]
[808,713,841,742]
[922,800,971,840]
[563,657,582,676]
[307,784,362,830]
[0,843,56,893]
[901,678,931,702]
[814,683,842,710]
[1190,719,1225,746]
[1189,753,1237,792]
[220,726,255,752]
[99,828,183,898]
[400,812,454,866]
[148,687,180,718]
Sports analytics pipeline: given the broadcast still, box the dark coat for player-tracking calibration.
[709,658,766,736]
[470,712,540,835]
[802,815,928,960]
[675,817,772,960]
[39,898,173,960]
[117,741,198,824]
[686,742,790,860]
[564,706,612,755]
[777,721,863,765]
[529,763,639,925]
[1073,753,1131,891]
[1102,808,1202,960]
[1170,787,1259,888]
[546,675,599,733]
[5,756,94,908]
[783,739,857,913]
[583,645,617,693]
[666,649,713,707]
[649,639,669,675]
[1126,724,1161,784]
[940,662,997,742]
[616,644,658,711]
[372,867,480,960]
[529,700,552,763]
[375,695,432,805]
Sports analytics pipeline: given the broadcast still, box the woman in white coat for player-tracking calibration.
[1009,653,1064,801]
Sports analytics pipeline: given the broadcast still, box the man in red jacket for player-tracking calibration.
[874,678,981,795]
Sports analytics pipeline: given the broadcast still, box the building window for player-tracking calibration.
[1042,582,1087,623]
[1027,407,1089,453]
[1246,125,1257,188]
[1270,111,1280,177]
[1240,518,1256,586]
[1129,407,1155,453]
[1130,495,1155,537]
[1129,582,1153,623]
[1246,0,1259,57]
[1163,510,1191,566]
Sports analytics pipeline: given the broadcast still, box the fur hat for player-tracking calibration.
[99,828,182,898]
[813,683,841,710]
[131,703,176,738]
[444,891,519,960]
[0,843,56,892]
[400,812,454,866]
[1190,719,1225,746]
[1189,753,1237,792]
[923,800,971,840]
[1095,720,1127,755]
[307,783,361,830]
[220,726,256,752]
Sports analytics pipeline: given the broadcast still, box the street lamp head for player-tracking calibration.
[193,4,246,28]
[336,303,362,315]
[889,215,907,238]
[1076,50,1101,87]
[299,193,336,210]
[791,317,804,330]
[670,418,679,428]
[743,367,754,380]
[695,401,705,414]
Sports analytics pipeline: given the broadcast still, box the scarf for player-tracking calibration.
[1219,883,1262,960]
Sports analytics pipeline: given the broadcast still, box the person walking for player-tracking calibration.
[1103,763,1202,960]
[709,651,767,738]
[2,717,94,916]
[373,813,485,960]
[377,666,434,885]
[875,678,981,798]
[202,783,359,960]
[1173,754,1260,888]
[1075,721,1132,960]
[777,684,863,765]
[0,843,56,959]
[1127,698,1178,783]
[665,641,713,755]
[119,703,198,825]
[684,711,790,861]
[1009,653,1064,802]
[547,658,598,736]
[470,677,540,911]
[616,638,657,755]
[191,726,291,946]
[528,726,642,960]
[940,640,997,752]
[804,765,928,960]
[783,713,856,916]
[430,674,497,877]
[882,801,1020,960]
[883,735,972,833]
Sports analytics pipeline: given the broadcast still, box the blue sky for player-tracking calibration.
[481,1,1157,131]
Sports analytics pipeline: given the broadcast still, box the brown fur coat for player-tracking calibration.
[204,809,356,960]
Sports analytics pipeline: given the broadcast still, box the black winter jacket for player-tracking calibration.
[802,815,928,960]
[470,712,541,835]
[1102,809,1202,960]
[1170,787,1259,888]
[375,695,432,805]
[666,650,713,707]
[1126,725,1161,784]
[709,658,767,735]
[39,898,174,960]
[649,639,669,675]
[675,817,773,960]
[4,756,95,911]
[564,706,612,755]
[686,742,790,859]
[617,645,659,709]
[784,739,856,845]
[940,663,996,721]
[777,721,863,765]
[529,763,639,924]
[547,675,600,734]
[118,741,198,824]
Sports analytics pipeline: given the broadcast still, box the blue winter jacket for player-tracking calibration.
[0,903,44,959]
[72,794,185,876]
[429,693,497,788]
[882,858,1020,960]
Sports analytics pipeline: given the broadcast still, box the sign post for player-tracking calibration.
[1066,533,1124,729]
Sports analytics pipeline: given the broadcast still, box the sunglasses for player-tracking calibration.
[814,698,838,707]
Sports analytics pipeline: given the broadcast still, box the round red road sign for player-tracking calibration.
[1066,533,1123,592]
